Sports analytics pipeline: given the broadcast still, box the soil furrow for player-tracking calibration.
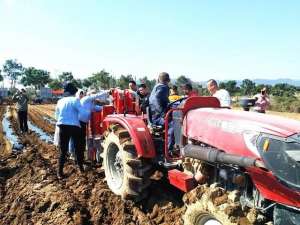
[0,105,185,225]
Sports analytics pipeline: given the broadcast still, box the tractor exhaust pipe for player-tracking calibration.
[182,144,265,168]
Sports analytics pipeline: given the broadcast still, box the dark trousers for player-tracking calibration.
[17,110,28,132]
[79,121,87,159]
[58,125,82,172]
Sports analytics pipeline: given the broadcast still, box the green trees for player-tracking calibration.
[58,72,74,83]
[219,80,239,95]
[116,74,134,89]
[88,70,116,89]
[2,58,300,114]
[270,83,296,97]
[49,72,83,89]
[240,79,256,96]
[21,67,51,89]
[138,76,156,90]
[0,70,3,83]
[2,59,24,89]
[175,75,191,88]
[48,79,63,90]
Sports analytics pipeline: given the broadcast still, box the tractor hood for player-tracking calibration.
[183,108,300,158]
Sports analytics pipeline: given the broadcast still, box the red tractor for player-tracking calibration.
[89,89,300,225]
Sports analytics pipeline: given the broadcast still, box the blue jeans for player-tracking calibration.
[168,120,175,151]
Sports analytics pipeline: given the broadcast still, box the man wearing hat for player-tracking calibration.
[55,82,86,179]
[12,88,29,133]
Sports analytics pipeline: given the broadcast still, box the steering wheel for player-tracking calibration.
[168,97,187,109]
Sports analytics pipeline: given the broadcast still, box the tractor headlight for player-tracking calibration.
[243,131,260,157]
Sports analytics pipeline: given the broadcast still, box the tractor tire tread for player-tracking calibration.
[103,125,152,202]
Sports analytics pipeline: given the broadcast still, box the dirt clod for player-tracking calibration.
[0,106,185,225]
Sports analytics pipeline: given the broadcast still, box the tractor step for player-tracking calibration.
[158,160,180,169]
[168,169,196,192]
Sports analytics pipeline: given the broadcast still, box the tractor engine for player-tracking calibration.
[181,103,300,225]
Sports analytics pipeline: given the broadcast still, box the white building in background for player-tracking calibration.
[0,88,8,97]
[39,87,52,98]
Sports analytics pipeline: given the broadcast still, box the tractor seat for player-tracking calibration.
[146,107,164,132]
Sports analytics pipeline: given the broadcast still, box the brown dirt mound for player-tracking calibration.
[28,105,55,134]
[0,106,185,225]
[0,106,12,156]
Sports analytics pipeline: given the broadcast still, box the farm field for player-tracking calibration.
[0,105,185,225]
[0,104,299,225]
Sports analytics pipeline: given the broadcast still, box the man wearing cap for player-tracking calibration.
[55,82,85,179]
[12,88,29,133]
[149,72,171,126]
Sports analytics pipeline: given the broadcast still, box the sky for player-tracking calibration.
[0,0,300,82]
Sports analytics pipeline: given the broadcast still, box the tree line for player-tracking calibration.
[1,59,299,99]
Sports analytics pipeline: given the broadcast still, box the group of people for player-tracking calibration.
[11,72,270,179]
[148,73,232,129]
[147,73,233,153]
[54,83,110,178]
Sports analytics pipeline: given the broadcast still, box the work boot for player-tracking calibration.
[57,167,65,179]
[169,145,180,158]
[78,164,85,173]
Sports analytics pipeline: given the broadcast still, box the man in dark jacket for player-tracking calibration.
[137,83,149,114]
[13,88,29,133]
[149,72,170,126]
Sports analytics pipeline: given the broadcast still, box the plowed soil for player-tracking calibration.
[0,106,185,225]
[2,104,292,225]
[30,104,55,119]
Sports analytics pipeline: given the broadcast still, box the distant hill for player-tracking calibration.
[252,79,300,86]
[197,79,300,87]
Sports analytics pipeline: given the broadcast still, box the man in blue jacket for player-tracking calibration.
[55,83,85,179]
[149,72,171,126]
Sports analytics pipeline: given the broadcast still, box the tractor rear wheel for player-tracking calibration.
[102,125,152,201]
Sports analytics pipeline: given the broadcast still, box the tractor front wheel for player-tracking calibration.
[102,126,152,201]
[184,203,223,225]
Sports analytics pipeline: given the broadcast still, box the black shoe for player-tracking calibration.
[169,149,180,157]
[57,170,65,179]
[79,165,85,173]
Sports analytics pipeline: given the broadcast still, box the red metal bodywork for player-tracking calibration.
[91,94,300,209]
[247,167,300,207]
[182,97,300,208]
[164,97,221,160]
[112,89,139,114]
[90,89,153,158]
[168,169,195,192]
[104,114,156,158]
[89,105,115,136]
[183,107,300,158]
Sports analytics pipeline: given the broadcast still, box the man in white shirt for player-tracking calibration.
[207,79,231,107]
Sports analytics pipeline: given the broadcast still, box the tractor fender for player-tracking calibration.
[104,115,156,158]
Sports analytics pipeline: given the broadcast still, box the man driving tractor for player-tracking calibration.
[149,72,171,126]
